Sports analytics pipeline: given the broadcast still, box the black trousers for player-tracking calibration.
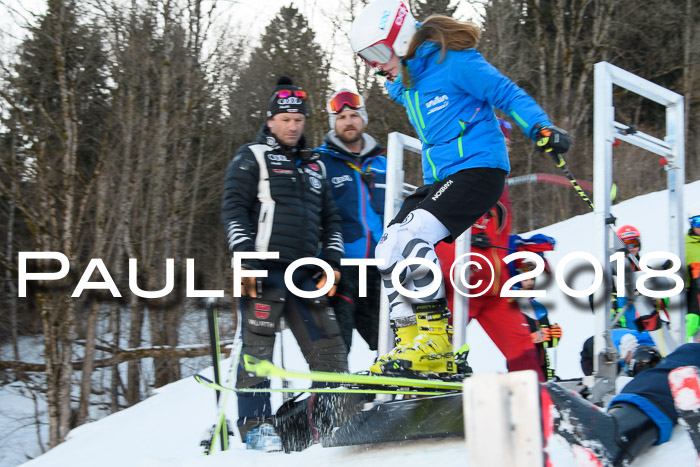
[331,265,381,351]
[236,265,348,436]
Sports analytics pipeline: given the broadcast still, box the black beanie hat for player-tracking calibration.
[266,76,308,118]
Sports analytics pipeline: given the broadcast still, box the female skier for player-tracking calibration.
[350,0,571,377]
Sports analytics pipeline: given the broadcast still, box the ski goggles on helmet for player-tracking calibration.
[356,3,409,67]
[690,215,700,228]
[275,89,307,100]
[622,237,641,249]
[517,261,536,273]
[328,91,363,113]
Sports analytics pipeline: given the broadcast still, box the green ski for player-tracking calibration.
[242,355,464,390]
[193,374,450,396]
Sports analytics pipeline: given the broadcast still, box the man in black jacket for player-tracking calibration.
[222,76,348,448]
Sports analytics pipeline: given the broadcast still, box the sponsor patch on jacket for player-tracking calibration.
[332,174,353,185]
[304,167,323,179]
[426,94,449,114]
[268,154,290,162]
[308,163,320,171]
[272,169,293,175]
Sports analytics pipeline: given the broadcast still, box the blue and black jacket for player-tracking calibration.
[386,42,552,184]
[315,132,386,259]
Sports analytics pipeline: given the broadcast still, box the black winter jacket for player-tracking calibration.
[222,124,344,271]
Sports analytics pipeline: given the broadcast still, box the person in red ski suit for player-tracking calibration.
[435,184,545,381]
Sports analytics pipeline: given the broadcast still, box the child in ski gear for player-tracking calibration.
[222,76,348,442]
[686,202,700,342]
[315,89,386,352]
[513,258,562,381]
[350,0,570,376]
[580,224,672,375]
[547,343,700,466]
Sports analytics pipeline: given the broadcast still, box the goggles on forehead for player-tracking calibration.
[275,89,307,100]
[328,91,363,113]
[517,261,536,273]
[691,215,700,228]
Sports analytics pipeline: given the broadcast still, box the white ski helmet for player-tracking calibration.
[350,0,417,66]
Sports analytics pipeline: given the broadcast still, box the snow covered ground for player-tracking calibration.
[6,180,700,466]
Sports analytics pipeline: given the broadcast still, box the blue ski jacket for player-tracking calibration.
[386,43,552,184]
[315,132,387,259]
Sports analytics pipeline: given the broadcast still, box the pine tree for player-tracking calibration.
[2,0,109,446]
[231,6,331,147]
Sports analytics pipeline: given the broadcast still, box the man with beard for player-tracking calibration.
[314,89,387,352]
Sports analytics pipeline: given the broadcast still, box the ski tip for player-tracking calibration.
[194,374,214,385]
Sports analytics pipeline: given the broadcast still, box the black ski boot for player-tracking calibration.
[545,383,659,467]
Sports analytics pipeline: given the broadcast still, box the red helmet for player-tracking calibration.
[617,224,641,249]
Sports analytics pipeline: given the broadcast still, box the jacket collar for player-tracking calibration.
[404,42,442,80]
[256,123,308,155]
[322,130,384,159]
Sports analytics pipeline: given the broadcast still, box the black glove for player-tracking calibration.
[471,233,492,249]
[535,125,571,154]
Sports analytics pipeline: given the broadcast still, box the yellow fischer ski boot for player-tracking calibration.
[382,300,457,376]
[369,317,419,374]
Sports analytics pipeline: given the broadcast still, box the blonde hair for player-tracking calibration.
[401,16,481,87]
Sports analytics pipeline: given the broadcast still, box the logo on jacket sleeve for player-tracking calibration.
[254,303,271,319]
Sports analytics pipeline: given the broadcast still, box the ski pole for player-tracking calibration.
[547,152,641,270]
[548,152,594,210]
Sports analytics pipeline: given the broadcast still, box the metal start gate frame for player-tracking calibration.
[592,62,685,383]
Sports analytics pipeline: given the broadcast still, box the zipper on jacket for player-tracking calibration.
[360,177,371,258]
[297,167,307,234]
[405,90,428,144]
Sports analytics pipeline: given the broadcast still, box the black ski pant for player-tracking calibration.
[331,265,381,352]
[235,265,348,437]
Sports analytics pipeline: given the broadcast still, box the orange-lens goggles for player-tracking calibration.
[517,261,536,273]
[623,237,640,249]
[328,92,362,113]
[276,89,307,100]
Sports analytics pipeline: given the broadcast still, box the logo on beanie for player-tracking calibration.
[278,97,303,105]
